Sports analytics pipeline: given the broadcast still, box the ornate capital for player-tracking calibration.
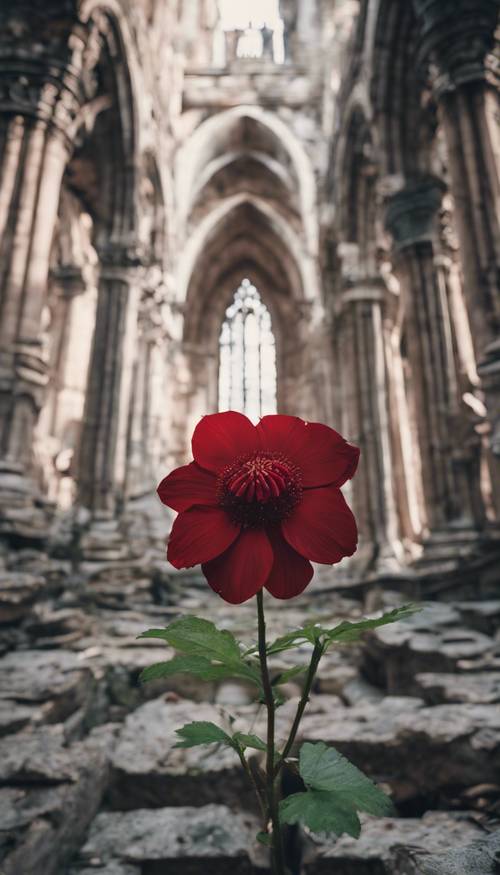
[384,176,446,250]
[412,0,500,95]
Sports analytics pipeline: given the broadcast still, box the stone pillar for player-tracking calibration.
[0,58,84,537]
[338,245,401,570]
[412,0,500,463]
[385,176,486,546]
[77,247,141,539]
[124,275,167,500]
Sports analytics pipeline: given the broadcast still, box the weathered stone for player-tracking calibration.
[303,811,484,874]
[0,573,48,624]
[74,806,266,874]
[69,865,139,875]
[456,601,500,636]
[108,696,251,810]
[0,700,41,736]
[298,696,500,802]
[0,649,95,724]
[0,727,113,875]
[363,604,496,694]
[393,828,500,875]
[415,672,500,705]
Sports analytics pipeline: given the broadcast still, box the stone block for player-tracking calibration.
[303,811,484,874]
[0,726,113,875]
[298,695,500,802]
[75,805,267,874]
[108,696,251,810]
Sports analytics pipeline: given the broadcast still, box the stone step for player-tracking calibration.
[302,811,486,874]
[69,805,267,874]
[107,696,252,811]
[296,695,500,803]
[362,603,498,695]
[394,827,500,875]
[415,671,500,705]
[0,725,114,875]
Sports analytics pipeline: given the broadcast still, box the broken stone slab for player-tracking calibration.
[415,672,500,705]
[303,811,485,874]
[25,607,92,647]
[108,696,251,811]
[0,726,114,875]
[74,805,267,874]
[392,827,500,874]
[78,640,221,707]
[0,649,95,724]
[456,600,500,636]
[298,696,500,802]
[362,608,496,694]
[0,572,48,624]
[0,700,42,737]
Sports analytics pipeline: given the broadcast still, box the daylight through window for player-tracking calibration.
[218,278,277,421]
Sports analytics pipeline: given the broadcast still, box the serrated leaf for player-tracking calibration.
[139,655,233,684]
[280,789,362,837]
[256,831,273,846]
[264,624,319,655]
[174,721,233,749]
[139,616,262,688]
[280,742,394,838]
[138,616,241,662]
[322,604,420,645]
[299,742,393,816]
[232,732,267,752]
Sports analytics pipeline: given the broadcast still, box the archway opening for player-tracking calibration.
[218,278,277,421]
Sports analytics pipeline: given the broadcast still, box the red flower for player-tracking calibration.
[157,412,359,604]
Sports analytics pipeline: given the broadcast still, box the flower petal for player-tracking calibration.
[202,529,273,604]
[158,462,218,512]
[167,507,239,569]
[265,528,314,599]
[257,415,359,488]
[282,486,357,564]
[192,411,259,474]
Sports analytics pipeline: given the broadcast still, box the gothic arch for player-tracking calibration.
[369,0,436,177]
[176,105,318,254]
[66,1,141,247]
[177,194,319,308]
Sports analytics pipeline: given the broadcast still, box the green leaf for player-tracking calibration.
[280,742,394,838]
[139,616,262,688]
[281,789,363,837]
[322,604,420,645]
[232,732,267,752]
[264,624,319,655]
[138,616,241,662]
[139,655,233,684]
[256,831,273,847]
[174,721,233,749]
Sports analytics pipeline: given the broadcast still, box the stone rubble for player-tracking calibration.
[0,551,498,874]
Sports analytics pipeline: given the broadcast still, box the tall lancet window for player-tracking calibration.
[218,278,277,421]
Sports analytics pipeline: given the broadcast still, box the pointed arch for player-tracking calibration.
[176,105,318,254]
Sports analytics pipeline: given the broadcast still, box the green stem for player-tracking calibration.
[256,589,286,875]
[236,746,267,825]
[275,640,324,777]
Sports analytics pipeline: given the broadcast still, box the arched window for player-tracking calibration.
[218,278,277,421]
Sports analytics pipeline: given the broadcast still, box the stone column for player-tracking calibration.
[124,275,168,500]
[385,176,486,546]
[338,245,401,570]
[0,59,84,537]
[77,247,141,542]
[412,0,500,462]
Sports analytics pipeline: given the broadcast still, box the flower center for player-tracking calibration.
[218,451,302,528]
